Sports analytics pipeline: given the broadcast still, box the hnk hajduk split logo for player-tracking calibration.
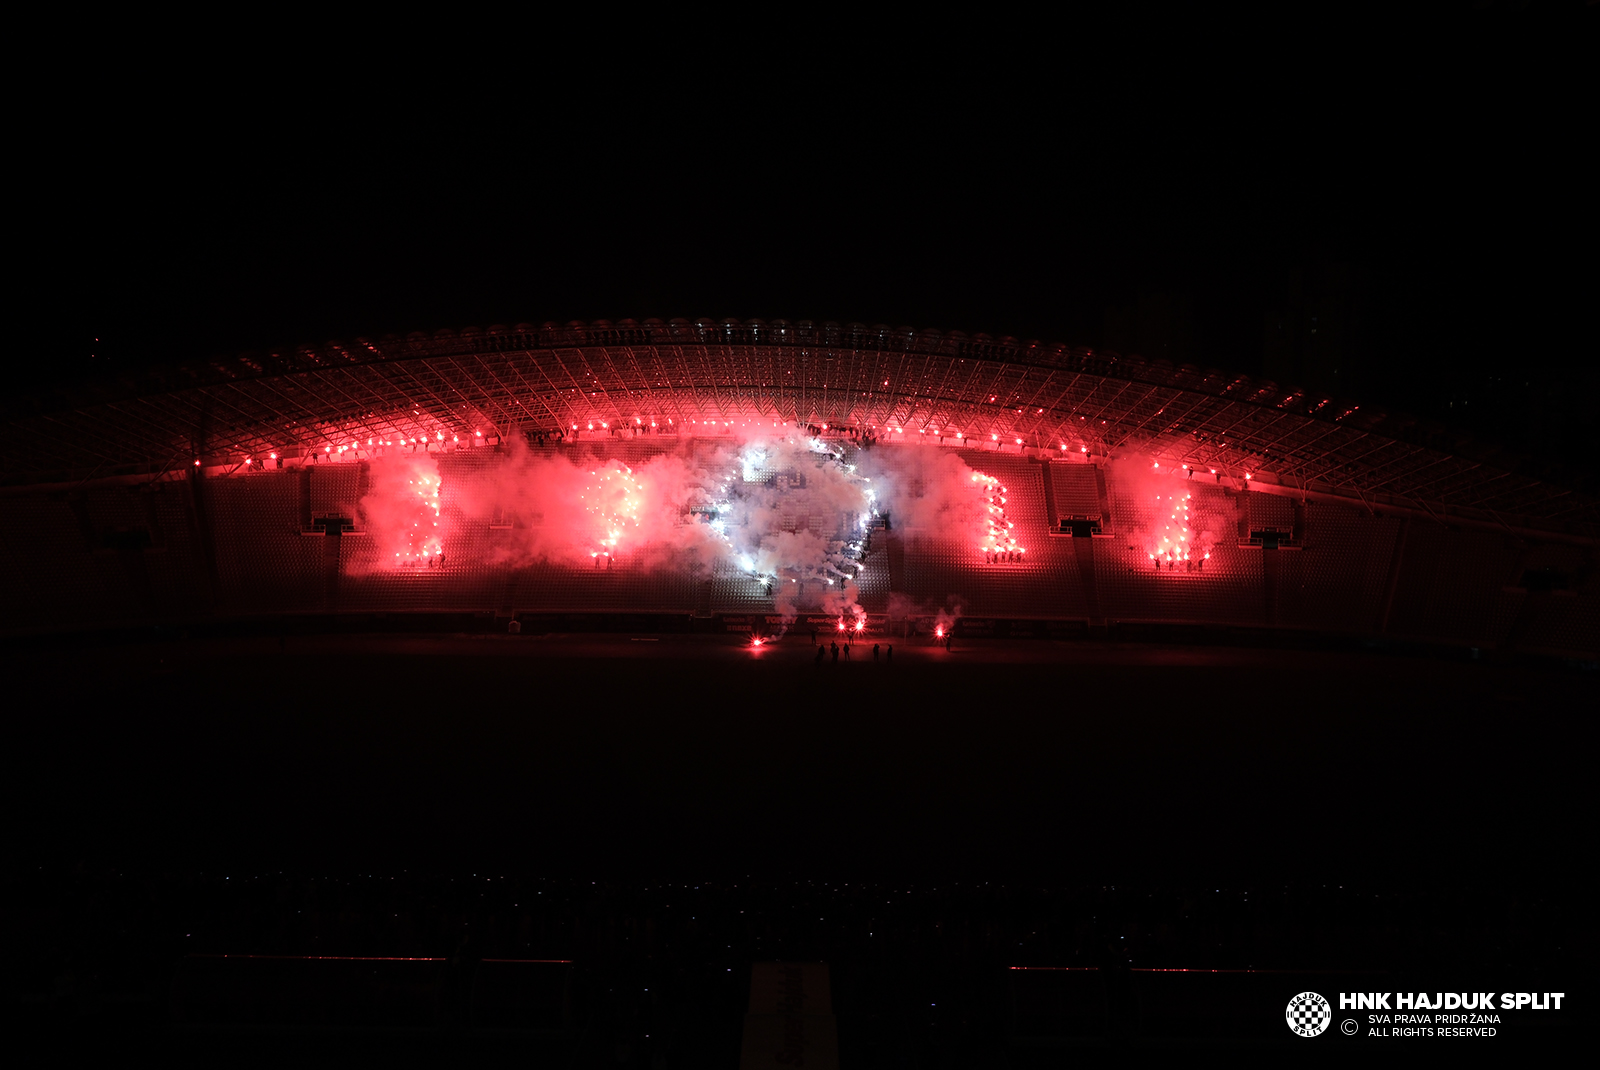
[1286,991,1332,1037]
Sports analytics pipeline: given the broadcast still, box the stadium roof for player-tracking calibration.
[5,318,1596,537]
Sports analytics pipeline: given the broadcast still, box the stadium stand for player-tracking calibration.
[1275,501,1400,634]
[1,439,1592,660]
[308,463,362,520]
[1515,594,1600,658]
[1050,462,1101,519]
[1090,478,1263,625]
[1247,491,1295,534]
[1096,539,1264,627]
[881,449,1089,619]
[1386,524,1527,646]
[2,440,1585,656]
[209,474,324,614]
[4,497,144,623]
[137,490,205,618]
[0,320,1592,656]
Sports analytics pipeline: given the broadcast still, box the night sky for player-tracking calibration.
[19,6,1596,458]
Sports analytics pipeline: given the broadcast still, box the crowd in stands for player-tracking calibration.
[802,424,877,446]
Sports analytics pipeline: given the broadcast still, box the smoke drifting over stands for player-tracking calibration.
[350,426,1034,629]
[13,14,1596,1054]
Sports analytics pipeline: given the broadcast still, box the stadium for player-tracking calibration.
[18,9,1596,1051]
[5,318,1597,656]
[11,317,1595,1060]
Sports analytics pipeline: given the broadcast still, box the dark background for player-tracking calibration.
[8,633,1591,1057]
[12,634,1591,887]
[8,5,1595,1056]
[17,3,1597,459]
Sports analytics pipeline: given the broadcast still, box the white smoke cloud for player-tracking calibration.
[354,431,878,624]
[353,431,1083,620]
[859,446,986,535]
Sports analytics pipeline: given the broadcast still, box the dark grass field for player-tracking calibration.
[11,631,1591,888]
[8,630,1593,1059]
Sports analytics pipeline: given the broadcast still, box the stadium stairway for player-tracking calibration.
[886,529,906,594]
[322,532,341,613]
[1039,459,1059,528]
[1376,517,1411,635]
[1262,547,1279,630]
[1073,536,1105,627]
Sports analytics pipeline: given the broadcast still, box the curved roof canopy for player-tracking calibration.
[5,319,1595,536]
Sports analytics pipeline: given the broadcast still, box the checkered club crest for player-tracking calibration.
[1285,991,1332,1037]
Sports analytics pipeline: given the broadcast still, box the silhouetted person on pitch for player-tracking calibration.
[873,643,880,660]
[886,644,893,663]
[814,646,825,668]
[831,643,839,664]
[811,628,817,646]
[843,643,850,659]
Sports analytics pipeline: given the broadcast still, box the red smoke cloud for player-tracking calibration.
[355,432,1072,620]
[355,451,444,572]
[1107,453,1224,566]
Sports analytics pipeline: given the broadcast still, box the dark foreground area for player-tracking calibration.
[6,631,1593,1058]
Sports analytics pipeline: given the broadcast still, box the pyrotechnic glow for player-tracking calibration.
[356,451,447,572]
[395,472,444,566]
[970,471,1024,562]
[1148,492,1198,569]
[581,462,644,560]
[741,446,769,482]
[1107,453,1221,575]
[347,426,909,632]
